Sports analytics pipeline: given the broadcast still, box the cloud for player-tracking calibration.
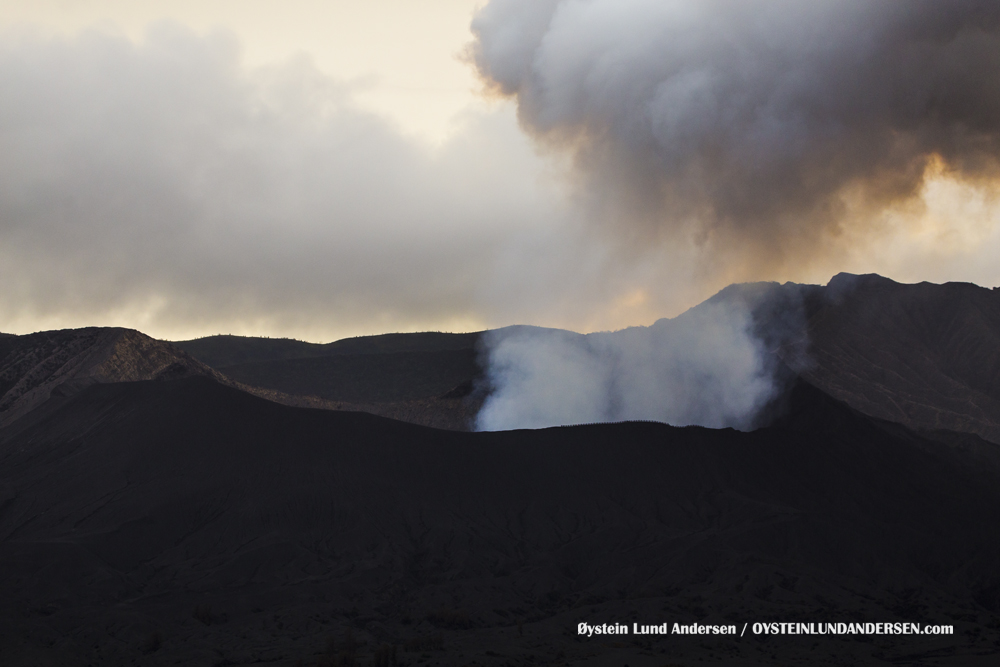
[0,23,565,340]
[469,0,1000,266]
[4,6,1000,346]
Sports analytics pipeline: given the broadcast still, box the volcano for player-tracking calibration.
[1,275,1000,666]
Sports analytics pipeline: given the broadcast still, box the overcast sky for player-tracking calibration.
[2,1,999,342]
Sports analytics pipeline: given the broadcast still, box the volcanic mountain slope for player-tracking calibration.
[0,327,219,427]
[709,273,1000,443]
[0,327,471,431]
[176,331,485,430]
[174,331,481,368]
[214,349,479,404]
[801,273,1000,443]
[1,374,999,666]
[172,275,1000,437]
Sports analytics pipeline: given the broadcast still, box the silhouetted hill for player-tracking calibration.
[172,334,330,367]
[0,327,218,427]
[801,273,1000,443]
[710,273,1000,443]
[1,375,998,665]
[169,277,1000,438]
[19,273,997,440]
[171,332,485,429]
[175,331,481,368]
[217,348,479,403]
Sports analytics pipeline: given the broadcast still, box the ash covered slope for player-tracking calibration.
[175,331,485,430]
[172,275,1000,437]
[803,274,1000,443]
[174,331,480,368]
[0,328,219,427]
[705,273,1000,443]
[1,375,999,665]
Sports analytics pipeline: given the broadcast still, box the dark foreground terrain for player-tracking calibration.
[3,274,1000,665]
[2,375,1000,666]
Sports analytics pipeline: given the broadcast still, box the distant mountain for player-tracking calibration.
[0,327,483,433]
[173,331,485,430]
[172,334,332,367]
[710,273,1000,443]
[1,375,998,665]
[168,277,1000,439]
[216,348,480,404]
[801,273,1000,444]
[9,274,1000,439]
[0,327,218,427]
[174,331,480,368]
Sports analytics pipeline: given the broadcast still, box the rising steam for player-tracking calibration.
[469,1,1000,429]
[470,0,1000,260]
[475,286,804,431]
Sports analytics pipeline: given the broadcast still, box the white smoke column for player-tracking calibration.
[469,0,1000,259]
[476,299,779,431]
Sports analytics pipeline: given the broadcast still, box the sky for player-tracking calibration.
[2,0,1000,342]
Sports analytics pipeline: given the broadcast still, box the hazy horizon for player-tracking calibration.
[1,270,990,346]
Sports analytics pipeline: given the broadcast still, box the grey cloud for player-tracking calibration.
[470,0,1000,261]
[0,24,563,338]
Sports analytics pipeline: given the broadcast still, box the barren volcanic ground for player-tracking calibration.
[175,332,484,431]
[2,275,1000,666]
[1,375,999,666]
[171,274,1000,442]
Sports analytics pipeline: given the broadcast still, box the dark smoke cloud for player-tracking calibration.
[470,0,1000,260]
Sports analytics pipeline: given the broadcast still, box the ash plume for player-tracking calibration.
[469,0,1000,261]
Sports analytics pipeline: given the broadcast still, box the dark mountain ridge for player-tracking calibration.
[174,331,481,369]
[174,331,487,430]
[0,327,218,427]
[217,348,479,404]
[165,274,1000,440]
[708,273,1000,443]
